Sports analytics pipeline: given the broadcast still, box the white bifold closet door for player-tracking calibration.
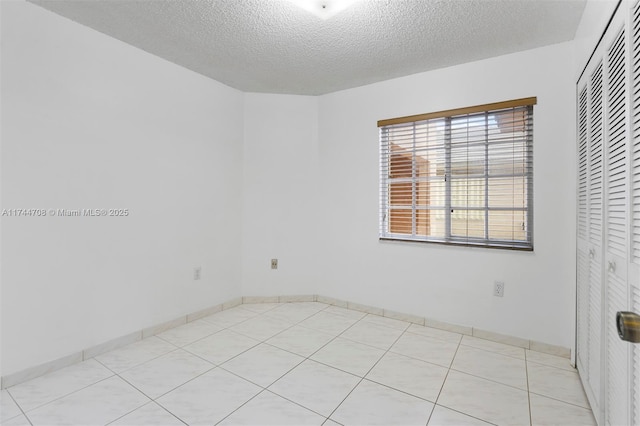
[577,79,590,388]
[631,3,640,423]
[576,1,640,426]
[577,50,605,423]
[576,2,640,425]
[589,57,605,420]
[604,22,629,426]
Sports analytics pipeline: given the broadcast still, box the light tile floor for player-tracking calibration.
[1,302,596,426]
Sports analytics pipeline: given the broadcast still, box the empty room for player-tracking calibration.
[1,0,639,425]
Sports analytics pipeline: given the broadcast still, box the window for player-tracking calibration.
[379,97,535,250]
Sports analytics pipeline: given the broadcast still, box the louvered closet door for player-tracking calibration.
[577,47,606,421]
[604,24,630,426]
[633,285,640,425]
[578,3,640,425]
[630,2,640,423]
[577,82,590,384]
[588,58,605,419]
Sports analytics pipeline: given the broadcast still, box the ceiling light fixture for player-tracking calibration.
[288,0,362,19]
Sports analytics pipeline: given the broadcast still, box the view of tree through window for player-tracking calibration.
[379,98,534,250]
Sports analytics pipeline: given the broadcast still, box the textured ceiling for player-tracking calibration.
[28,0,586,95]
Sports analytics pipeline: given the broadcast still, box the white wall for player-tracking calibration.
[240,42,577,348]
[314,42,577,348]
[1,1,244,376]
[241,94,320,296]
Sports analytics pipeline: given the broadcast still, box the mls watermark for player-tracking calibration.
[1,208,130,217]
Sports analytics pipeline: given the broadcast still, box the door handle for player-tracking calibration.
[616,311,640,343]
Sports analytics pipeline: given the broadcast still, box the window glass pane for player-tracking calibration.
[451,210,485,238]
[490,109,527,137]
[488,210,527,241]
[451,114,486,147]
[451,147,485,177]
[389,209,412,234]
[450,178,484,209]
[416,209,446,238]
[415,148,445,178]
[415,120,446,150]
[390,182,412,206]
[390,145,412,178]
[487,177,526,208]
[488,140,527,176]
[416,178,445,208]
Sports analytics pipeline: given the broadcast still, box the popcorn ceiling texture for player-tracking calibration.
[28,0,586,95]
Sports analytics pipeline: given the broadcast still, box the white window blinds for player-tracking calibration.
[379,97,535,250]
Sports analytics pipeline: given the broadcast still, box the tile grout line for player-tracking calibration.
[93,357,164,426]
[205,302,337,424]
[92,350,206,412]
[104,349,219,416]
[254,306,370,387]
[183,303,329,369]
[157,304,278,354]
[5,387,34,426]
[523,355,579,372]
[208,304,338,423]
[443,344,579,394]
[524,359,592,409]
[116,361,214,425]
[259,388,331,424]
[221,309,309,344]
[212,303,345,425]
[459,336,529,360]
[445,367,530,393]
[431,404,501,426]
[403,328,464,343]
[177,339,289,425]
[153,318,276,412]
[321,320,413,423]
[117,361,211,401]
[444,343,530,393]
[527,390,594,411]
[234,305,506,423]
[180,337,261,370]
[212,387,271,425]
[525,347,533,426]
[427,339,503,426]
[426,332,463,425]
[169,325,250,352]
[161,310,261,348]
[146,402,189,426]
[253,303,372,422]
[96,341,182,375]
[8,374,118,422]
[105,400,188,426]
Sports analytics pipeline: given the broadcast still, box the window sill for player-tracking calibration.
[379,237,534,251]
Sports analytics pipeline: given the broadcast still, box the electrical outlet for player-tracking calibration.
[194,266,201,280]
[271,258,278,269]
[494,281,505,297]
